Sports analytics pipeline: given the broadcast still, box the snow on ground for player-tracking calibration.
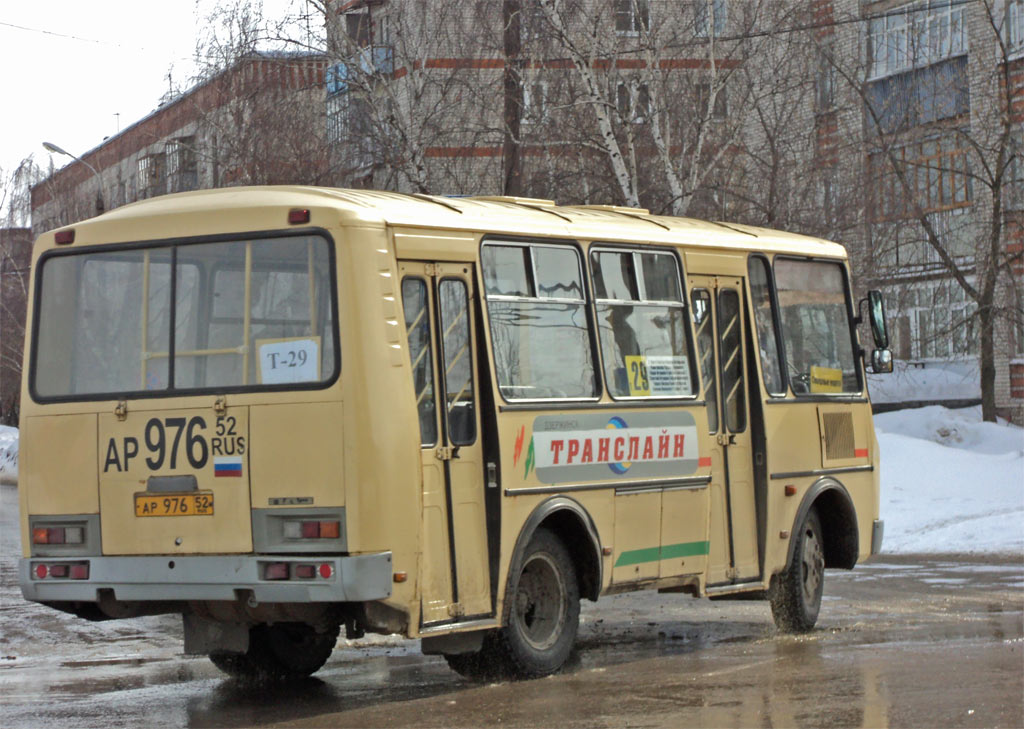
[0,425,17,485]
[0,406,1020,554]
[876,405,1024,556]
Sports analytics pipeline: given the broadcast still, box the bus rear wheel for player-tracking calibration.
[209,622,339,680]
[495,528,580,678]
[770,508,825,633]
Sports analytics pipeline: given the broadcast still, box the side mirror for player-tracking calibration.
[867,290,889,349]
[871,348,893,374]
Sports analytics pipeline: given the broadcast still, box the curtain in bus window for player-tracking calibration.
[747,257,785,395]
[592,250,693,399]
[35,249,173,396]
[401,277,437,446]
[33,235,336,398]
[774,259,859,394]
[483,243,596,400]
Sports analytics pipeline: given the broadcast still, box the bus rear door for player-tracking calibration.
[399,262,491,626]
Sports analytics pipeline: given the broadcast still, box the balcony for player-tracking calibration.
[326,45,394,97]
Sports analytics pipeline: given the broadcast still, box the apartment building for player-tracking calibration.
[31,52,329,237]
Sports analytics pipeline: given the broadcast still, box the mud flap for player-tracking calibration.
[183,613,249,655]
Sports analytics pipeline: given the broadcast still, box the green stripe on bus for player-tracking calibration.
[614,541,710,567]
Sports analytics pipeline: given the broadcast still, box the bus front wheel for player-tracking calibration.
[770,508,825,633]
[209,622,339,680]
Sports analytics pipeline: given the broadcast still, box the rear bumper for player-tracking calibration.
[20,552,392,604]
[871,519,884,555]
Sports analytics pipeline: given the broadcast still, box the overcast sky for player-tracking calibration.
[0,0,308,186]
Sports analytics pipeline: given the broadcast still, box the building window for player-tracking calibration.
[893,282,977,359]
[523,78,549,125]
[815,47,836,113]
[869,0,967,79]
[166,137,197,193]
[696,82,727,120]
[138,153,165,199]
[521,0,548,41]
[614,0,650,35]
[1008,0,1024,55]
[694,0,727,38]
[869,135,971,221]
[617,81,651,123]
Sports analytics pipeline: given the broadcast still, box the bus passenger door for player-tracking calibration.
[399,262,491,627]
[689,276,760,585]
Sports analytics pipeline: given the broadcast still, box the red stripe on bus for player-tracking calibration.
[699,456,712,468]
[855,448,868,458]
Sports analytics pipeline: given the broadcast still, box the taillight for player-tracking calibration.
[32,525,85,545]
[260,561,333,581]
[264,562,289,580]
[283,520,341,540]
[33,561,89,580]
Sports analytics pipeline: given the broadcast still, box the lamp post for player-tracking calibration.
[42,141,105,215]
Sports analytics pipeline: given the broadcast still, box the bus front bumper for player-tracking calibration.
[19,552,392,604]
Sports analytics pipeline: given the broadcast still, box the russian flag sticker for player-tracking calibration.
[214,456,243,478]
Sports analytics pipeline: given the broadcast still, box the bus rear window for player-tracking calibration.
[33,234,337,399]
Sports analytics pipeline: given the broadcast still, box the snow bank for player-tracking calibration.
[877,406,1024,555]
[0,425,17,484]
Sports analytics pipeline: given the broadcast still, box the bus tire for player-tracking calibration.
[770,508,825,633]
[209,622,339,680]
[494,528,580,678]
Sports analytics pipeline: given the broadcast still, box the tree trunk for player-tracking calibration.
[979,302,997,422]
[502,0,523,196]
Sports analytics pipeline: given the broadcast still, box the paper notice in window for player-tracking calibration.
[257,337,320,384]
[809,365,843,393]
[645,355,691,396]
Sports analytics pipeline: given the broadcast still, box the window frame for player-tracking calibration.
[771,255,864,397]
[589,243,699,402]
[480,237,601,405]
[29,228,341,404]
[614,0,651,36]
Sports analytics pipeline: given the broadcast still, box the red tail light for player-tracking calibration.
[264,562,289,580]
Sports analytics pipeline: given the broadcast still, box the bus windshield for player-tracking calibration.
[33,233,337,399]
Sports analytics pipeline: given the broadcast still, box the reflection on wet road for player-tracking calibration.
[2,482,1021,728]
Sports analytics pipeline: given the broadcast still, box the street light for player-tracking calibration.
[42,141,105,215]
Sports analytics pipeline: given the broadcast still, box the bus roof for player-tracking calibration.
[51,185,848,259]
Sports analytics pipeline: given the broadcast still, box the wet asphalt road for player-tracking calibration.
[2,481,1021,728]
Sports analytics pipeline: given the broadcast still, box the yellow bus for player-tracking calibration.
[19,187,891,680]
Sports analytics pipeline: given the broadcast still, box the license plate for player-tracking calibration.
[134,493,214,517]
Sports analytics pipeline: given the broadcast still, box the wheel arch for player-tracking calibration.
[787,478,859,570]
[510,496,602,602]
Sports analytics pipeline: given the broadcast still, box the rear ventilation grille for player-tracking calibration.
[822,412,855,460]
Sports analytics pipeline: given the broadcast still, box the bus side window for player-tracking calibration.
[690,289,719,434]
[438,278,476,446]
[482,242,597,400]
[591,248,694,399]
[718,289,746,433]
[401,277,438,446]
